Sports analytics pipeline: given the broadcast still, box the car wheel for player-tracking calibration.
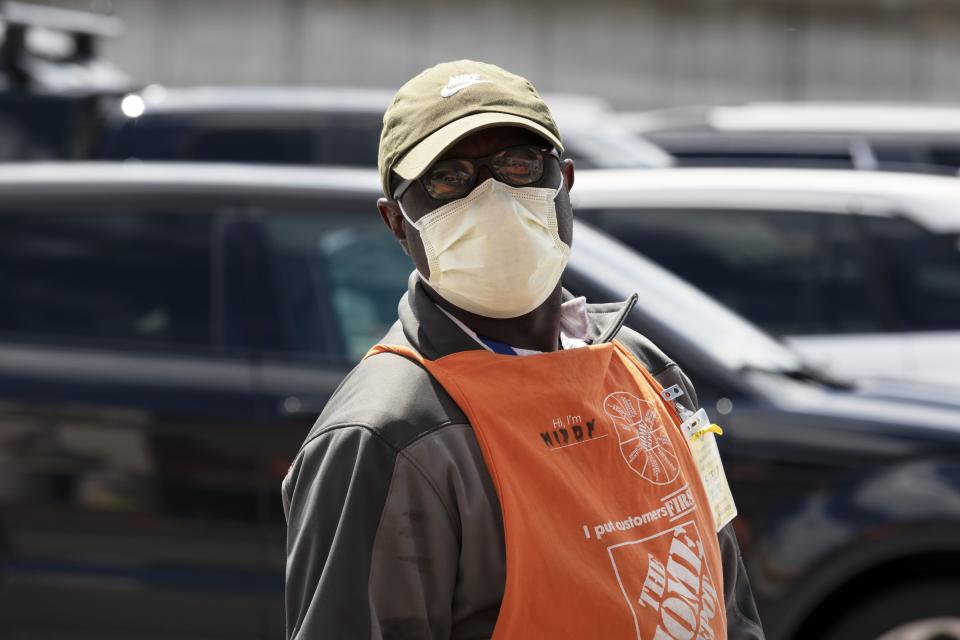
[821,582,960,640]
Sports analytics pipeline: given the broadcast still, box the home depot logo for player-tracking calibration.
[609,522,721,639]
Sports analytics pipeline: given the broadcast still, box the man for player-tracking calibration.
[283,60,764,639]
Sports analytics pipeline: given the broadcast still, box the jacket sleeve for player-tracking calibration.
[282,424,463,640]
[719,523,765,639]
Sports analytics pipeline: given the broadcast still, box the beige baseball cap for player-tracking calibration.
[378,60,564,197]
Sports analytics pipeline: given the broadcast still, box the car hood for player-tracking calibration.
[850,377,960,413]
[746,368,960,439]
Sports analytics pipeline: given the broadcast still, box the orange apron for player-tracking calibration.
[366,340,727,640]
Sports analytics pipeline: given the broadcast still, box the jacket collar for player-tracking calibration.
[396,272,638,360]
[398,272,483,359]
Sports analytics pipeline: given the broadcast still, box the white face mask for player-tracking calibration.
[399,177,570,319]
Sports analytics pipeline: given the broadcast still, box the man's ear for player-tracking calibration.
[378,197,410,255]
[561,158,575,192]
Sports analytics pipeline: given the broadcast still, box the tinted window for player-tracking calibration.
[928,146,960,170]
[593,208,884,335]
[103,121,317,164]
[102,114,383,167]
[671,153,856,169]
[261,213,410,360]
[0,94,92,160]
[567,220,805,374]
[871,141,960,175]
[648,134,857,170]
[0,211,213,349]
[313,122,382,166]
[865,216,960,330]
[188,128,315,164]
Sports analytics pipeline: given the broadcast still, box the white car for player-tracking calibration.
[573,167,960,388]
[617,102,960,175]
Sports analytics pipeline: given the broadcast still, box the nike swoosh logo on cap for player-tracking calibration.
[440,74,492,98]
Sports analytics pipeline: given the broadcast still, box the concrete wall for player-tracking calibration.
[36,0,960,108]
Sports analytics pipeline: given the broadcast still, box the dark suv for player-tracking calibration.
[2,163,960,640]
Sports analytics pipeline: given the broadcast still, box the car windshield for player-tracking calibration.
[562,119,674,169]
[570,220,805,373]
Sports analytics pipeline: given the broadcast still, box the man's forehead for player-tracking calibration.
[440,126,549,159]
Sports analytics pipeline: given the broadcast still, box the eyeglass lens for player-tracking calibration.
[423,145,547,200]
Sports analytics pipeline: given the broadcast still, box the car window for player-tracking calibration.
[0,210,213,349]
[188,128,316,164]
[646,134,858,169]
[100,117,193,160]
[927,146,960,171]
[864,215,960,331]
[591,208,885,335]
[568,220,804,374]
[102,114,382,167]
[260,212,410,360]
[103,121,318,165]
[313,121,382,167]
[0,94,90,160]
[819,213,888,333]
[671,152,856,169]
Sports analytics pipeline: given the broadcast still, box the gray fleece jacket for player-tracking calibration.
[282,274,765,639]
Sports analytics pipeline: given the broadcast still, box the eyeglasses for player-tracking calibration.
[394,144,560,201]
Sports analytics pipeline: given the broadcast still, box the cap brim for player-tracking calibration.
[393,112,564,182]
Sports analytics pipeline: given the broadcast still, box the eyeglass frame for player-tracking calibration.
[392,145,562,202]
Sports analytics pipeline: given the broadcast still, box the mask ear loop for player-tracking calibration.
[553,174,565,199]
[397,199,421,231]
[395,198,434,285]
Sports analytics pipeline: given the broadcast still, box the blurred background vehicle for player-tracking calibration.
[0,1,135,161]
[3,163,960,640]
[5,1,960,638]
[93,85,673,170]
[573,168,960,389]
[617,102,960,175]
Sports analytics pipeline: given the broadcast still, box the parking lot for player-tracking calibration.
[2,1,960,639]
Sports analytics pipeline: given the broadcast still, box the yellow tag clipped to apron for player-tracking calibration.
[367,340,728,640]
[678,409,738,532]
